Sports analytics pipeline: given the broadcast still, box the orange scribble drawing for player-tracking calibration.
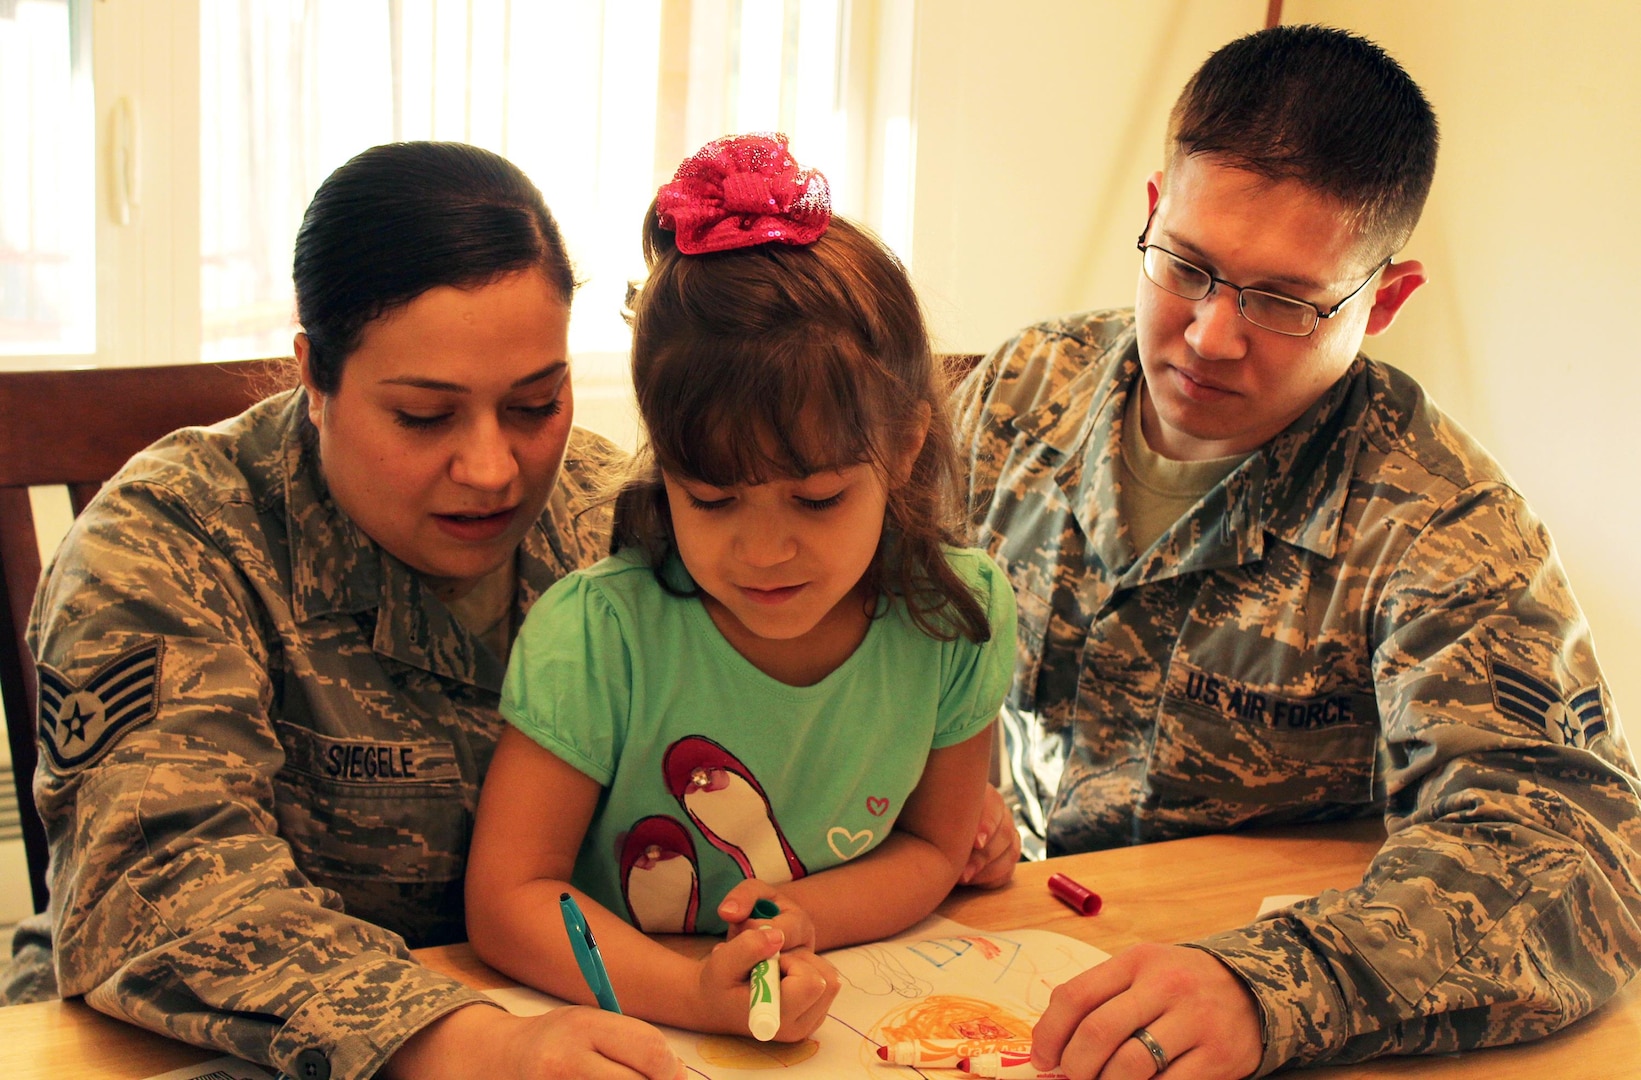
[873,992,1035,1048]
[954,1016,1012,1040]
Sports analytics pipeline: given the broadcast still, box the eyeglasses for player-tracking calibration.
[1136,209,1389,338]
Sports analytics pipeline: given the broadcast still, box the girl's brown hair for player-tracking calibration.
[614,203,990,643]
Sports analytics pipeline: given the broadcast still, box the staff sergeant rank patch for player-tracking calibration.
[1490,657,1607,749]
[37,639,164,772]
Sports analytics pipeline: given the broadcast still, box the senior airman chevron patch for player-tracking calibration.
[1490,657,1608,749]
[36,639,164,772]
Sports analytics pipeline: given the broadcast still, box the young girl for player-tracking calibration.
[465,134,1017,1042]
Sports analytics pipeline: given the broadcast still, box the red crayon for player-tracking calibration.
[1047,872,1101,915]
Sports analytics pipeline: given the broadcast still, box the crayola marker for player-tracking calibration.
[957,1050,1071,1079]
[876,1040,1034,1066]
[747,898,782,1041]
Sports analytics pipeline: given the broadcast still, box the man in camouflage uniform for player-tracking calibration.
[958,25,1640,1080]
[6,386,623,1078]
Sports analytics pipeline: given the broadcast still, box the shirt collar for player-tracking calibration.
[1256,357,1370,559]
[1009,322,1369,570]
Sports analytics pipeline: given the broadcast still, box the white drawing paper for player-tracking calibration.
[488,914,1111,1077]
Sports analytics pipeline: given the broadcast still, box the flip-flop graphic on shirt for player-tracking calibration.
[618,815,700,933]
[662,735,807,883]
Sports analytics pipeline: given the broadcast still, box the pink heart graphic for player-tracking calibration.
[866,796,890,817]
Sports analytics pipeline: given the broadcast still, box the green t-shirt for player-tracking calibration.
[500,546,1017,935]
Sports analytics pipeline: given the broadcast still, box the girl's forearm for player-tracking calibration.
[467,879,712,1032]
[775,731,994,950]
[779,830,963,950]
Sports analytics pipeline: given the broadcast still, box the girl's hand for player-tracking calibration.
[717,879,817,953]
[960,783,1022,888]
[697,926,841,1041]
[385,1001,684,1080]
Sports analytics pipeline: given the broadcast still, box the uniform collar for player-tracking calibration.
[1009,321,1369,578]
[281,395,511,692]
[1254,357,1370,560]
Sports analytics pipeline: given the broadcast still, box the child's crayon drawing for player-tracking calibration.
[484,915,1110,1078]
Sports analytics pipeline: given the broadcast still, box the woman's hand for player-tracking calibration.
[1030,943,1263,1079]
[384,1001,683,1080]
[696,925,840,1041]
[960,783,1022,887]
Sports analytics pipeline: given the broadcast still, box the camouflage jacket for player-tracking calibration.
[955,310,1641,1075]
[29,390,614,1079]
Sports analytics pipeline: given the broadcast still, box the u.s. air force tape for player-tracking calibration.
[36,638,164,772]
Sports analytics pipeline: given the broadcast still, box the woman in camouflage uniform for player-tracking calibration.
[13,142,681,1080]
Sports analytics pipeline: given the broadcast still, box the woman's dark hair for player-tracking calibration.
[293,141,576,392]
[615,204,990,644]
[1169,24,1438,257]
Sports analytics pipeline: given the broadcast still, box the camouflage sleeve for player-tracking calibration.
[1192,482,1641,1075]
[30,478,492,1079]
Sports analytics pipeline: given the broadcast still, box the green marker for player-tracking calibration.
[747,898,781,1041]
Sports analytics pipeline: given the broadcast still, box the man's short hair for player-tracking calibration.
[1168,24,1438,258]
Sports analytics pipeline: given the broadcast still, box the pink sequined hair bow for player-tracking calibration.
[655,133,831,254]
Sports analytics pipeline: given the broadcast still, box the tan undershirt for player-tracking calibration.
[441,559,518,661]
[1118,382,1251,556]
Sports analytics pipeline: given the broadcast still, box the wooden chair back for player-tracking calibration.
[0,359,291,913]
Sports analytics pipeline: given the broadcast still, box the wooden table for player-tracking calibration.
[5,820,1637,1077]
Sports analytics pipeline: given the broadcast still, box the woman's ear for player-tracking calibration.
[294,332,326,428]
[892,401,932,486]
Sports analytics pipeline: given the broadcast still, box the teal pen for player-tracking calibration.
[559,892,622,1013]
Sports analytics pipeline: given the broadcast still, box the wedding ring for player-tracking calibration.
[1132,1026,1170,1073]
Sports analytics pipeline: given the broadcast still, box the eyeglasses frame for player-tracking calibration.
[1135,207,1391,338]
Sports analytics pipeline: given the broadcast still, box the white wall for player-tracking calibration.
[907,1,1638,717]
[909,0,1266,350]
[1291,1,1641,729]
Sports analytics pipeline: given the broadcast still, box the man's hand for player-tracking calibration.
[385,1001,684,1080]
[960,783,1021,887]
[1031,943,1263,1079]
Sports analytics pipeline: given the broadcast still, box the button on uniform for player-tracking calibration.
[295,1048,331,1080]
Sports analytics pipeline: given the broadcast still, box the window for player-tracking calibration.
[0,0,94,356]
[2,0,915,397]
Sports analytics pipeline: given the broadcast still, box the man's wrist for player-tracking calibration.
[1187,926,1339,1076]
